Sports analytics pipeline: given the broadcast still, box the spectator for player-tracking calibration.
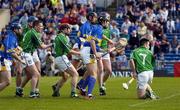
[78,10,87,25]
[19,12,28,27]
[41,4,50,17]
[160,35,170,54]
[169,36,180,54]
[169,3,177,19]
[137,21,147,37]
[31,0,40,8]
[110,20,120,41]
[128,30,139,50]
[23,0,34,14]
[61,11,70,24]
[121,16,131,31]
[69,9,79,30]
[116,5,125,18]
[120,29,129,40]
[166,18,175,33]
[175,18,180,33]
[87,0,96,12]
[128,22,138,34]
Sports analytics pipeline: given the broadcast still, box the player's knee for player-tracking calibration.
[106,69,112,75]
[62,74,69,81]
[137,90,146,99]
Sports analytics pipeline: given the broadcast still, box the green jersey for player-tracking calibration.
[17,35,24,47]
[54,33,72,57]
[101,27,111,49]
[130,46,155,73]
[22,28,42,53]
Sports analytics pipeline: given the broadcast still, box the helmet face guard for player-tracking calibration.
[98,12,110,23]
[98,12,110,28]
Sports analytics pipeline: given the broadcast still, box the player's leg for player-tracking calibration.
[65,65,79,97]
[102,58,112,83]
[99,55,112,95]
[82,63,97,99]
[97,58,105,95]
[33,51,41,95]
[79,47,97,99]
[146,71,159,99]
[72,59,86,90]
[0,70,11,91]
[25,64,40,98]
[21,53,40,98]
[15,61,23,88]
[14,60,24,96]
[72,45,87,90]
[137,71,149,99]
[52,72,69,97]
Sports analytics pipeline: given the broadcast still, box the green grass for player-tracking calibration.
[0,77,180,110]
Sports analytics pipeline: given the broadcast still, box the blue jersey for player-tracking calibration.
[78,21,93,39]
[83,24,103,53]
[77,21,94,49]
[2,31,18,60]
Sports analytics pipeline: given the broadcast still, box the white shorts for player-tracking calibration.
[21,52,35,68]
[55,55,72,72]
[32,50,40,63]
[0,59,12,72]
[137,70,154,90]
[72,43,81,60]
[100,52,110,60]
[80,47,96,65]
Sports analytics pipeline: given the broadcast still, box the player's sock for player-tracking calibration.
[77,79,85,89]
[82,76,90,89]
[87,76,96,95]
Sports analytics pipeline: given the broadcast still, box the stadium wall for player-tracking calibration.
[0,9,10,31]
[96,0,114,8]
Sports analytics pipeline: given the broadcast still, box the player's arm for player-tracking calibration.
[129,52,137,79]
[69,49,80,55]
[129,59,137,79]
[90,39,101,59]
[11,53,25,64]
[33,34,52,49]
[39,43,52,49]
[102,34,114,45]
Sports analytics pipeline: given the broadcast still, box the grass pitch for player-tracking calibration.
[0,77,180,110]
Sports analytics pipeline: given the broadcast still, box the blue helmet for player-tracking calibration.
[28,16,38,23]
[11,23,22,30]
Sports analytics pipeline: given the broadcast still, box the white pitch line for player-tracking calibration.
[129,93,180,107]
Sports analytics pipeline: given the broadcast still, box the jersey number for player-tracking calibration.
[139,53,147,65]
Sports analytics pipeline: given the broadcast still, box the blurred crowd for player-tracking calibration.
[115,0,180,58]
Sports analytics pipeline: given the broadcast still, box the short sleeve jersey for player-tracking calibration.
[130,46,155,73]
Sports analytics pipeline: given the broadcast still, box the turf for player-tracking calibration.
[0,77,180,110]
